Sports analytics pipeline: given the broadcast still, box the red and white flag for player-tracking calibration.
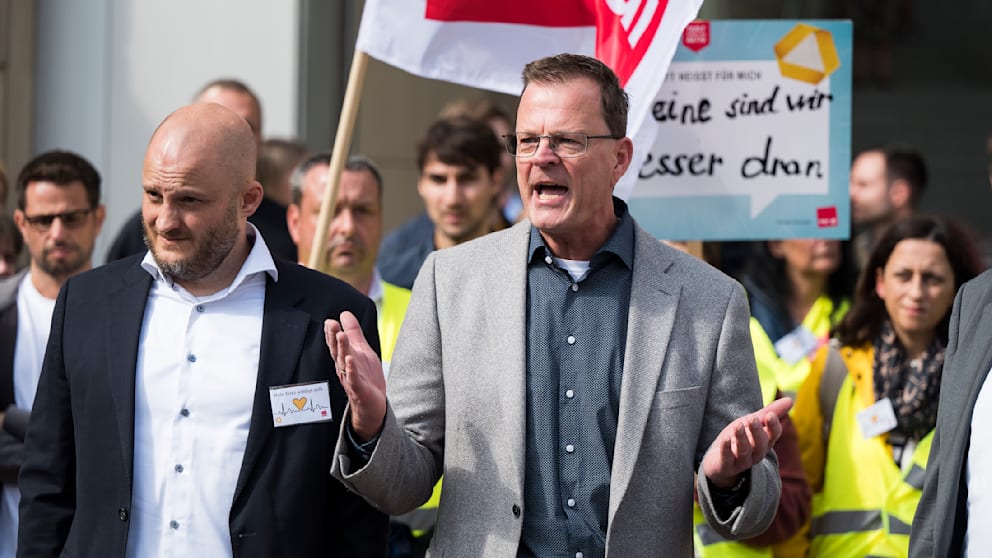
[356,0,704,198]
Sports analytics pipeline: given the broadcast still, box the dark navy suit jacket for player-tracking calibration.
[18,256,387,557]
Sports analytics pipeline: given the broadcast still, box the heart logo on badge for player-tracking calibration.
[293,397,308,410]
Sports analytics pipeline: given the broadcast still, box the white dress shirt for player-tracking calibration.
[126,228,277,558]
[0,274,55,558]
[965,366,992,556]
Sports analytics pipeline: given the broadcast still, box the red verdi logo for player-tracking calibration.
[424,0,674,86]
[682,20,710,52]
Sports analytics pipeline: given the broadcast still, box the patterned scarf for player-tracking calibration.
[872,320,945,442]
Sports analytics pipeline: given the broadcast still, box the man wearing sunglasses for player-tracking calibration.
[328,54,789,557]
[0,150,105,558]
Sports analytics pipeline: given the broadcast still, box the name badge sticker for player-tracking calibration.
[856,397,897,438]
[774,325,820,365]
[269,381,333,427]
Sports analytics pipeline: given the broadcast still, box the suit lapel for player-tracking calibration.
[233,265,310,503]
[608,227,680,523]
[950,300,992,448]
[483,222,531,497]
[106,262,153,489]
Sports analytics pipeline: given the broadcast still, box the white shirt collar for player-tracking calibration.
[140,223,278,298]
[368,268,384,306]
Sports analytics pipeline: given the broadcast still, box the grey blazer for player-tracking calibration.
[910,269,992,557]
[333,219,780,557]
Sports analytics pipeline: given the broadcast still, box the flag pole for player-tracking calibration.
[307,48,370,269]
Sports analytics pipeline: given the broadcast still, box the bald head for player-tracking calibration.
[195,81,263,147]
[147,103,258,187]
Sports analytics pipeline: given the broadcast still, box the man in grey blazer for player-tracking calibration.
[328,54,789,558]
[910,268,992,557]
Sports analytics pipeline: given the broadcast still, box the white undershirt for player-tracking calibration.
[551,256,591,283]
[965,366,992,556]
[126,228,276,558]
[0,274,55,558]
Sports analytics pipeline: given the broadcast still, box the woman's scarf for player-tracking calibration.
[872,320,945,442]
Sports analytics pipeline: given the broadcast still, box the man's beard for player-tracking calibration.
[145,201,240,282]
[37,241,89,280]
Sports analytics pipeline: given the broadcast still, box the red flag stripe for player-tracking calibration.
[425,0,596,27]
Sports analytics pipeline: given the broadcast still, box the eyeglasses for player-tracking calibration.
[503,132,621,158]
[22,208,94,232]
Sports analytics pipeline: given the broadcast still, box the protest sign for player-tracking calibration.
[628,20,852,240]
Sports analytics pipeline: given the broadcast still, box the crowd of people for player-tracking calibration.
[0,53,990,558]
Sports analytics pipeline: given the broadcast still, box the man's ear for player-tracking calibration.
[612,137,634,184]
[12,209,26,236]
[241,180,264,216]
[286,203,301,244]
[889,178,911,210]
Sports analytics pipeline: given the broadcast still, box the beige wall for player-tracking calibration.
[0,0,35,211]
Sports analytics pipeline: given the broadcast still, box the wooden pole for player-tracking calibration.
[307,49,370,269]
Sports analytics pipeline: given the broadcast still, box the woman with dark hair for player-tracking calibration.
[741,238,857,402]
[792,215,985,557]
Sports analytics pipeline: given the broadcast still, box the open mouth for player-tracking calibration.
[535,183,568,200]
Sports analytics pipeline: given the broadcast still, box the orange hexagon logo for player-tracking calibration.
[774,24,840,85]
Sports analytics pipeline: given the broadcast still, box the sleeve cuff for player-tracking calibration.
[346,422,380,461]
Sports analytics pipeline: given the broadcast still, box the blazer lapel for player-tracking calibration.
[233,267,310,503]
[608,227,680,524]
[483,221,531,498]
[951,300,992,445]
[106,262,153,489]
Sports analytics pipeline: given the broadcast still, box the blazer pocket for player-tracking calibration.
[651,385,703,409]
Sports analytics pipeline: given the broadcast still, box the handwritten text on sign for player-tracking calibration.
[635,60,833,218]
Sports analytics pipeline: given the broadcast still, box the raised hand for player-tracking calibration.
[324,311,387,441]
[701,397,793,488]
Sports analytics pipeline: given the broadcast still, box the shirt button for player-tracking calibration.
[544,255,553,265]
[118,507,129,521]
[565,444,575,453]
[565,389,574,399]
[180,408,190,417]
[175,464,184,473]
[566,335,576,345]
[512,504,521,518]
[195,304,205,313]
[567,498,576,508]
[170,520,180,530]
[187,354,196,363]
[571,283,579,292]
[576,552,584,558]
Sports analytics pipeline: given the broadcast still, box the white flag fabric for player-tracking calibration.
[356,0,704,200]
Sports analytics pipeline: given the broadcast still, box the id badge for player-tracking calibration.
[269,380,333,427]
[856,397,898,438]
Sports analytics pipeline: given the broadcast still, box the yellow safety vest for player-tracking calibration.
[750,296,849,403]
[378,280,411,365]
[809,373,932,557]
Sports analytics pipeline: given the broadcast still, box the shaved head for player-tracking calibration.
[147,103,258,186]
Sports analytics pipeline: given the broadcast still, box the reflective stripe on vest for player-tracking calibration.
[810,373,933,556]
